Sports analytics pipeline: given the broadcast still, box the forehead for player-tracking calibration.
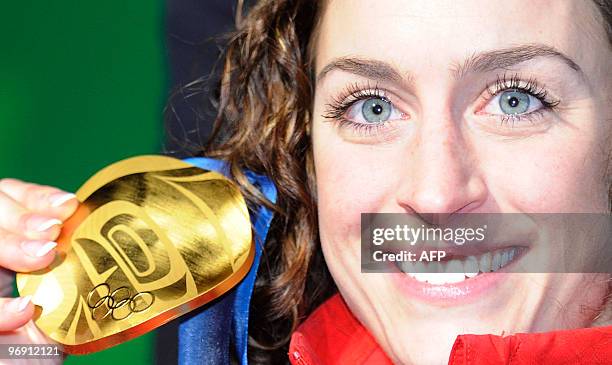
[315,0,604,75]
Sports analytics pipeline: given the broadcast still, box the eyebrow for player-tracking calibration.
[316,57,404,84]
[452,44,582,78]
[316,44,582,84]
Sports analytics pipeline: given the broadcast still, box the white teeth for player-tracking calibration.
[479,252,492,273]
[402,247,521,284]
[492,251,502,271]
[445,259,463,274]
[415,260,427,273]
[463,256,479,276]
[501,251,510,267]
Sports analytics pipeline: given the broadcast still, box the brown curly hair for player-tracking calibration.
[202,1,330,363]
[167,0,612,363]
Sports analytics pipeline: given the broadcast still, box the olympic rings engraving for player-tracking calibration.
[87,283,155,321]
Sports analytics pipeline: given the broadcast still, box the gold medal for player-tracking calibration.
[16,155,253,354]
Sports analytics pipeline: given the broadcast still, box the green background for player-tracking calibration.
[0,2,166,364]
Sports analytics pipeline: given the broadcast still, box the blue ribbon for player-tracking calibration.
[178,157,277,365]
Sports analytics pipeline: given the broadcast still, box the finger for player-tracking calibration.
[0,296,34,332]
[0,228,57,273]
[0,178,78,220]
[0,191,62,241]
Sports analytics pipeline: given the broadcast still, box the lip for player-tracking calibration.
[387,245,528,306]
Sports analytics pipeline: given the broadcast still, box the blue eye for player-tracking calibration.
[361,97,392,123]
[326,86,407,127]
[483,89,544,117]
[499,90,530,115]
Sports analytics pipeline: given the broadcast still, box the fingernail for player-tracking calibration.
[27,216,62,232]
[21,240,58,257]
[6,296,32,313]
[49,192,76,208]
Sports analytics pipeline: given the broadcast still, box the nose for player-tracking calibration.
[396,111,486,223]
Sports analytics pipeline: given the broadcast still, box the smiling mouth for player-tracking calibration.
[394,246,526,285]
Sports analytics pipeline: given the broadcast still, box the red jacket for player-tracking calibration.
[288,293,612,364]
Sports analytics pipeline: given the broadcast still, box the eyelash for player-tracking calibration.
[483,72,560,126]
[322,74,561,133]
[322,81,394,135]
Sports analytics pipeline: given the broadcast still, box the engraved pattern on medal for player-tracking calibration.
[17,163,252,348]
[87,283,155,321]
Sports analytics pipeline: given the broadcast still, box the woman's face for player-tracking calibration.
[311,1,612,364]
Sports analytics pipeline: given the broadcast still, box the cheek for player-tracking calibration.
[481,129,608,212]
[313,137,401,244]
